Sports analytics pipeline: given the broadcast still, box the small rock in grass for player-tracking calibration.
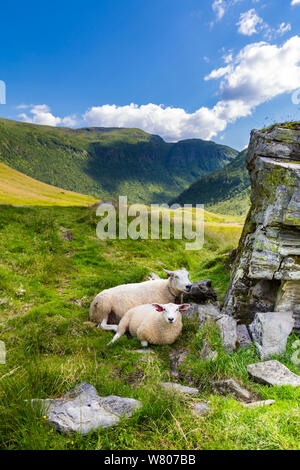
[213,378,251,401]
[160,382,199,395]
[247,360,300,387]
[133,349,154,354]
[243,399,275,408]
[28,382,141,435]
[193,402,210,416]
[61,230,75,241]
[169,348,189,377]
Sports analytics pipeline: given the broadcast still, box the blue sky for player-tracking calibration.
[1,0,300,149]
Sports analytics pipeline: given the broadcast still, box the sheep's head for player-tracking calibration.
[164,267,192,293]
[152,303,190,324]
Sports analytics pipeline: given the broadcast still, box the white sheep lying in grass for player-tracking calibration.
[107,303,190,346]
[90,268,192,332]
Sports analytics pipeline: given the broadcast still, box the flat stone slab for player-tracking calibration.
[213,378,251,401]
[243,400,275,408]
[29,382,141,435]
[160,382,199,395]
[247,360,300,387]
[193,402,210,416]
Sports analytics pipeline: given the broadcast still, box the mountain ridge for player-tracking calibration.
[170,148,250,216]
[0,117,238,204]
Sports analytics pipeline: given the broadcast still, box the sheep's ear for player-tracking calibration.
[163,269,174,278]
[152,303,164,312]
[178,304,190,312]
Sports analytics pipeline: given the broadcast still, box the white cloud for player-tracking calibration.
[82,36,300,142]
[206,36,300,112]
[83,103,228,141]
[237,9,263,36]
[18,104,78,127]
[212,0,226,21]
[291,0,300,5]
[277,22,291,35]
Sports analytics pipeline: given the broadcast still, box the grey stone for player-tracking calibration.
[193,402,210,416]
[183,280,218,304]
[247,360,300,386]
[169,348,189,378]
[249,311,294,359]
[216,315,238,351]
[100,395,141,417]
[182,303,199,320]
[237,324,252,349]
[243,399,275,408]
[29,382,141,435]
[160,382,199,395]
[222,125,300,333]
[200,340,218,361]
[213,378,251,401]
[198,304,222,325]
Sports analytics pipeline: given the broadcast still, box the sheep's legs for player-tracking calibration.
[141,341,148,347]
[107,332,121,345]
[99,318,118,332]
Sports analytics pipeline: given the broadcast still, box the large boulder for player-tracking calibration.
[222,124,300,333]
[249,311,294,359]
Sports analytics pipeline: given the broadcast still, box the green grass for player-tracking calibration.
[0,205,299,450]
[0,162,98,206]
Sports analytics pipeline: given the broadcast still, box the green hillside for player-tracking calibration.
[170,149,250,216]
[0,161,97,206]
[1,205,299,450]
[0,118,237,205]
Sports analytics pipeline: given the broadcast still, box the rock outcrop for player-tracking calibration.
[223,124,300,332]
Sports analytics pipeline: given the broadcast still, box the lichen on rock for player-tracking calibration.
[223,124,300,332]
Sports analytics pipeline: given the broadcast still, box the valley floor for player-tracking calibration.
[0,206,299,450]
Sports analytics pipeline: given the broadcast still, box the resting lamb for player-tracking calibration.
[108,303,190,346]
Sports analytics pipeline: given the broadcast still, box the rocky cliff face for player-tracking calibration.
[222,124,300,333]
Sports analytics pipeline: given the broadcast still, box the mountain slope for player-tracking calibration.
[0,118,238,204]
[0,161,97,206]
[170,149,250,216]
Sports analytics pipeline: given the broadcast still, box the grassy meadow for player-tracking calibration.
[0,162,98,207]
[0,205,299,450]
